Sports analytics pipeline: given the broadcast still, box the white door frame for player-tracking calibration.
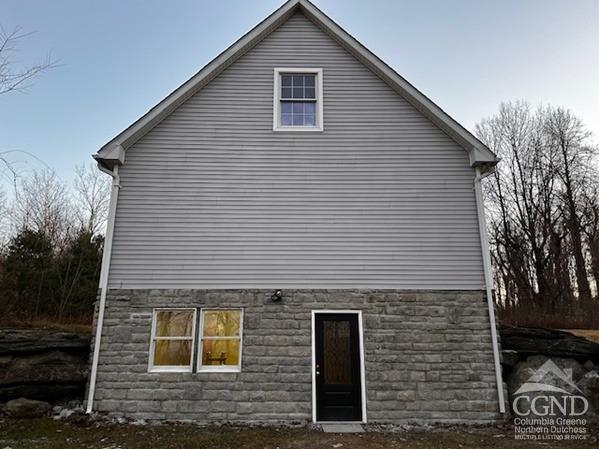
[310,310,367,423]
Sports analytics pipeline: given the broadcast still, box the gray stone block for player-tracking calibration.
[91,288,502,424]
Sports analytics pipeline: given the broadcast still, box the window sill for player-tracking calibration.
[273,126,323,132]
[149,367,193,373]
[197,367,241,373]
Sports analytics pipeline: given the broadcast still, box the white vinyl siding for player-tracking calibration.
[108,12,484,290]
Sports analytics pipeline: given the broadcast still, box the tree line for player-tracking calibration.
[476,101,599,328]
[0,165,109,326]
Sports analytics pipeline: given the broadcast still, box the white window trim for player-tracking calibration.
[273,67,324,132]
[197,308,244,373]
[310,310,367,424]
[148,308,197,373]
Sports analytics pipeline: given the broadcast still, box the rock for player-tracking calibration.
[501,350,520,369]
[499,325,599,363]
[2,397,51,418]
[507,364,533,396]
[578,371,599,413]
[0,329,90,355]
[0,329,90,402]
[53,408,72,420]
[584,360,596,371]
[500,326,599,419]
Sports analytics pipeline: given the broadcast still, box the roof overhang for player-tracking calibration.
[93,144,125,173]
[94,0,499,172]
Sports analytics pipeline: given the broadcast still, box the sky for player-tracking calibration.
[2,0,599,186]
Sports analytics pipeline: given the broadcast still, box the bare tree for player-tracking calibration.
[0,151,20,195]
[543,106,595,306]
[73,163,110,235]
[10,168,73,246]
[0,188,8,245]
[476,102,564,309]
[0,25,57,95]
[581,180,599,294]
[477,101,599,327]
[1,24,57,194]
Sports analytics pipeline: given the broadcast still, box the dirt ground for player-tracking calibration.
[0,417,597,449]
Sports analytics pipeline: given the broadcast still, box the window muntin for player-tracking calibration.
[149,309,196,372]
[281,101,316,127]
[281,74,316,100]
[198,309,243,371]
[274,68,323,131]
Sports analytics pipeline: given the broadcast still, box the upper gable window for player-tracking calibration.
[273,68,323,132]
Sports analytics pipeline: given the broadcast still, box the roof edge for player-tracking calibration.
[297,0,497,165]
[95,0,498,167]
[96,0,301,156]
[93,144,125,172]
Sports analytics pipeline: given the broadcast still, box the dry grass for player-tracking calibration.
[562,329,599,344]
[0,317,92,335]
[498,305,599,329]
[0,417,596,449]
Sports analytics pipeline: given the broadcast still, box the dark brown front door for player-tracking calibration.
[315,313,362,421]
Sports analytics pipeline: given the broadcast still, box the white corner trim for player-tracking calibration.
[86,165,121,414]
[311,310,367,424]
[311,310,316,423]
[273,67,324,132]
[357,311,367,423]
[474,167,506,414]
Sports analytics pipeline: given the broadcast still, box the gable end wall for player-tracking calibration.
[107,12,485,290]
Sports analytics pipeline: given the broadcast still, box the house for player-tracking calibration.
[86,0,505,424]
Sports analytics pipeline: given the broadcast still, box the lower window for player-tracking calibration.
[148,308,243,373]
[149,309,196,372]
[198,309,243,372]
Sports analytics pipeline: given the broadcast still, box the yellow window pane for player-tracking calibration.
[201,339,240,366]
[155,310,194,337]
[153,340,192,366]
[202,310,241,337]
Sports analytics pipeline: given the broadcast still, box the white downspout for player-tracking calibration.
[474,166,506,414]
[86,164,120,413]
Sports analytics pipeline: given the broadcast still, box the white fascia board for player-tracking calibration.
[469,146,497,166]
[93,144,125,172]
[97,144,125,163]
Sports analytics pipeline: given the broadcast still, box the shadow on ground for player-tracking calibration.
[0,417,597,449]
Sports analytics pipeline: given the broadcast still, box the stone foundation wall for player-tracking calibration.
[91,289,502,424]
